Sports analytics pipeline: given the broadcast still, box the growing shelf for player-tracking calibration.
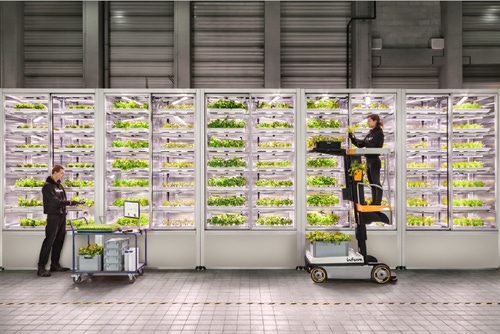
[404,94,497,230]
[405,95,449,229]
[449,95,496,229]
[152,94,196,230]
[305,94,350,230]
[204,93,296,229]
[51,94,96,224]
[106,94,151,227]
[2,93,97,229]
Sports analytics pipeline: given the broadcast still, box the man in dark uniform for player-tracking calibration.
[37,164,82,277]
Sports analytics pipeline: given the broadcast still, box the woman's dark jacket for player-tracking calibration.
[349,126,384,159]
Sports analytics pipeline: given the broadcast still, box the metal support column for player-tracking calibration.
[83,2,104,88]
[0,2,24,88]
[350,2,373,88]
[264,2,281,88]
[174,2,191,88]
[439,2,463,88]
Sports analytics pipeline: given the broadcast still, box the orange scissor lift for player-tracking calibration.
[305,142,397,284]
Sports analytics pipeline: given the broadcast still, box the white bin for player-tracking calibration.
[124,248,139,272]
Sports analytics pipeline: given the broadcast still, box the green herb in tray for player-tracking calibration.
[207,99,247,110]
[76,224,119,232]
[115,215,149,226]
[255,216,293,226]
[207,157,246,168]
[77,244,104,256]
[207,119,246,128]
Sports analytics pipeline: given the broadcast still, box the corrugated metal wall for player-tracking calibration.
[107,2,174,89]
[191,1,265,88]
[24,1,83,88]
[281,1,350,88]
[462,1,500,89]
[13,1,500,89]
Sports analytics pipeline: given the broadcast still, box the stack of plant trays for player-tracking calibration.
[103,237,129,271]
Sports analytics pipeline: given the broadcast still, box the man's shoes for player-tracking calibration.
[37,266,51,277]
[50,264,70,272]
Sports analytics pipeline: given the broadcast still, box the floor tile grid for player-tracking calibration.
[1,269,500,333]
[1,303,500,333]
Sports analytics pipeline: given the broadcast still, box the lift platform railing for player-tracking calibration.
[346,147,392,209]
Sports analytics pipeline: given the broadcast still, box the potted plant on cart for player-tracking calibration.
[306,231,353,257]
[77,244,104,271]
[348,161,367,182]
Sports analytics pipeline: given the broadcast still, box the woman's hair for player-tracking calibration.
[52,164,65,174]
[367,114,383,128]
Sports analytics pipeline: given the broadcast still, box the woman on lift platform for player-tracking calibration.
[348,114,384,205]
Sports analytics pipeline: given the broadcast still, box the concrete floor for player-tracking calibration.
[0,268,499,333]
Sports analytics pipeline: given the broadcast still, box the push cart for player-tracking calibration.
[70,223,147,284]
[69,201,147,284]
[305,143,397,284]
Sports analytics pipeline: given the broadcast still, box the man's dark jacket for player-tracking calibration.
[42,176,70,215]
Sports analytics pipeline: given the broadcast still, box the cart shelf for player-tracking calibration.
[70,224,148,284]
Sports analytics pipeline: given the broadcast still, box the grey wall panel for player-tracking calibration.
[194,32,264,46]
[109,47,173,62]
[463,1,500,15]
[25,46,83,62]
[192,77,264,89]
[108,2,174,89]
[372,77,440,89]
[191,1,264,88]
[281,47,345,62]
[25,62,82,76]
[24,77,84,89]
[463,32,500,47]
[24,1,82,15]
[463,65,500,89]
[193,46,263,62]
[110,77,174,89]
[281,2,350,89]
[193,1,263,15]
[24,16,82,31]
[463,0,500,46]
[462,1,500,88]
[281,77,347,89]
[193,62,263,76]
[110,32,174,46]
[194,17,264,31]
[370,2,441,88]
[24,2,83,88]
[371,1,441,49]
[372,67,440,89]
[282,32,347,46]
[280,1,350,18]
[25,32,82,46]
[110,62,173,77]
[463,1,500,47]
[109,17,174,31]
[11,1,500,90]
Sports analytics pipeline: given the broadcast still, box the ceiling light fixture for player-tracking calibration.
[172,97,188,105]
[269,95,281,104]
[457,96,468,105]
[406,97,435,104]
